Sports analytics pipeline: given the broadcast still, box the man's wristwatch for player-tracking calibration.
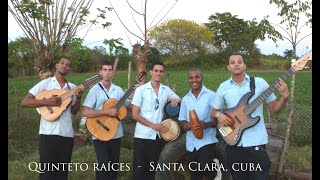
[215,111,220,118]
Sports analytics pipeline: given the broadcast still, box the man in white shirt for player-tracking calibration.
[21,57,83,180]
[131,61,180,180]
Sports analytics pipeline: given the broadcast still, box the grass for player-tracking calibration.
[284,145,312,173]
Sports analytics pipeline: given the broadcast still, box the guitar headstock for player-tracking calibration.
[291,52,312,71]
[135,71,147,83]
[82,74,103,89]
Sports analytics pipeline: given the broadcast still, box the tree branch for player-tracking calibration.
[108,0,144,41]
[296,33,311,46]
[148,0,177,31]
[125,0,144,15]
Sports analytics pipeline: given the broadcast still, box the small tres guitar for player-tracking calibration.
[35,75,102,121]
[86,71,147,141]
[218,52,312,146]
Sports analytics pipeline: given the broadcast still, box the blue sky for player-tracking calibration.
[8,0,312,57]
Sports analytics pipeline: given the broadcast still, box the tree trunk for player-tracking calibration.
[35,43,55,79]
[132,42,151,84]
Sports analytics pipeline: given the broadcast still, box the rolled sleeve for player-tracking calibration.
[131,86,142,107]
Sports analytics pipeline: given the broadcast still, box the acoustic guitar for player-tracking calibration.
[86,71,147,141]
[35,75,102,121]
[218,52,312,146]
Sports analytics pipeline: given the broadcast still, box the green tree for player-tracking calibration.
[204,12,282,55]
[103,38,128,56]
[9,0,112,78]
[283,49,295,58]
[149,19,214,64]
[8,37,35,77]
[269,0,312,56]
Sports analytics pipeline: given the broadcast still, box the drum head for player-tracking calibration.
[164,101,181,118]
[160,119,180,141]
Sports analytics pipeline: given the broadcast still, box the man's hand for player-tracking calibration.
[216,112,234,127]
[106,108,119,117]
[46,95,62,106]
[180,120,191,132]
[193,120,207,130]
[151,123,168,134]
[275,78,289,100]
[170,98,180,106]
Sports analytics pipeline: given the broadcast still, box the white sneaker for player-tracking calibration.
[213,158,222,180]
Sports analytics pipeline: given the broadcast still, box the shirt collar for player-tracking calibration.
[145,81,165,89]
[99,81,115,93]
[51,76,57,82]
[229,73,250,85]
[187,85,209,97]
[51,76,69,89]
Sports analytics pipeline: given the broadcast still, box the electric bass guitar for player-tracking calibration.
[86,71,147,141]
[218,52,312,146]
[35,75,102,121]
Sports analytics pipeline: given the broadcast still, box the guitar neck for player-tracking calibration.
[245,68,295,114]
[60,84,84,101]
[114,81,138,109]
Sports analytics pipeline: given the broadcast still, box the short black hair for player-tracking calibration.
[58,55,71,62]
[100,60,114,70]
[228,52,244,64]
[188,68,203,77]
[150,61,165,70]
[58,57,72,66]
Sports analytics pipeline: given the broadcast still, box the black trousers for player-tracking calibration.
[93,138,121,180]
[226,145,271,180]
[133,136,165,180]
[39,134,74,180]
[187,143,218,180]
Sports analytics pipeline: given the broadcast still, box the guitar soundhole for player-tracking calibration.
[96,119,110,131]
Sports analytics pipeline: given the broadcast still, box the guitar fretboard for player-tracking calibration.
[244,68,295,115]
[114,80,138,110]
[59,75,100,101]
[60,85,84,101]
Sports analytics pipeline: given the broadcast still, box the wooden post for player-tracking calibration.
[277,71,296,179]
[113,57,120,75]
[266,108,271,123]
[128,60,132,89]
[165,72,170,86]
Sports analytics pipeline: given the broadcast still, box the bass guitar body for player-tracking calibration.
[36,89,71,121]
[86,99,127,141]
[217,92,260,146]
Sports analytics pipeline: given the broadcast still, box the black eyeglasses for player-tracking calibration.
[155,98,159,110]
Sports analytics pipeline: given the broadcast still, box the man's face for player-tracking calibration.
[227,55,246,75]
[55,58,71,75]
[188,70,203,91]
[99,65,113,82]
[150,64,164,82]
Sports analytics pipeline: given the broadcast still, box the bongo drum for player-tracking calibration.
[164,101,181,118]
[160,119,180,141]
